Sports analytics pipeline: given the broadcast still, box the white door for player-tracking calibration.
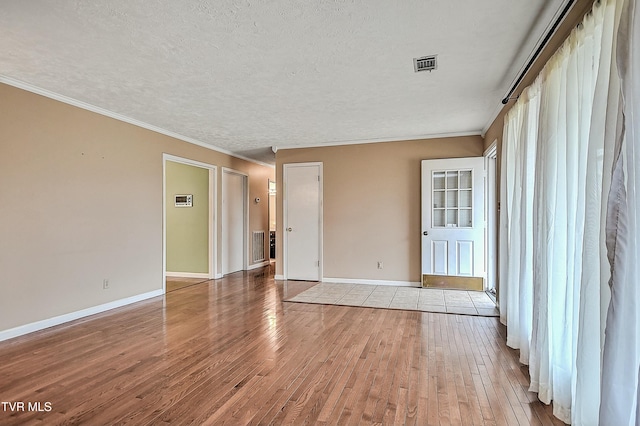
[421,157,485,285]
[284,163,322,281]
[222,170,246,275]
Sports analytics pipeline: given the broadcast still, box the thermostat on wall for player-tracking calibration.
[174,194,193,207]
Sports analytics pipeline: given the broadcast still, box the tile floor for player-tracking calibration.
[286,282,499,317]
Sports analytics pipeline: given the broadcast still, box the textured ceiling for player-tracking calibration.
[0,0,566,164]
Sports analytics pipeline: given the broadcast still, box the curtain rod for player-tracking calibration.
[501,0,576,104]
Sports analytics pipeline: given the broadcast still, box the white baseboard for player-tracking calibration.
[322,277,421,287]
[247,261,270,271]
[0,289,164,343]
[274,274,285,280]
[165,271,210,279]
[213,273,223,279]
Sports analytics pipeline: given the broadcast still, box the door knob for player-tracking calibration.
[286,227,292,232]
[423,231,429,236]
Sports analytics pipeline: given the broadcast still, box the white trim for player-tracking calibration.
[163,154,218,284]
[483,140,498,158]
[164,154,221,171]
[165,272,210,279]
[163,159,167,293]
[221,168,249,274]
[274,274,285,280]
[208,159,219,279]
[322,277,421,287]
[283,162,323,281]
[221,167,250,177]
[247,260,271,271]
[484,140,498,293]
[0,290,164,342]
[319,164,324,281]
[214,273,223,279]
[0,75,274,168]
[276,131,481,152]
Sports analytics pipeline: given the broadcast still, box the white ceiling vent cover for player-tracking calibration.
[414,55,437,72]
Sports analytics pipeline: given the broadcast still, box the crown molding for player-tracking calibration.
[275,131,482,152]
[0,75,274,169]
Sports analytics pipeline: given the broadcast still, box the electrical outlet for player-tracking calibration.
[103,279,110,290]
[377,261,383,269]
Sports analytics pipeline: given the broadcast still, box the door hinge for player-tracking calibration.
[317,175,320,182]
[316,260,320,267]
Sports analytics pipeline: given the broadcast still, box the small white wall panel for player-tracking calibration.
[457,241,474,276]
[431,240,448,275]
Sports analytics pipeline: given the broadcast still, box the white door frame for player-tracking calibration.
[484,141,498,293]
[162,154,217,293]
[221,167,249,274]
[268,179,276,260]
[283,162,323,281]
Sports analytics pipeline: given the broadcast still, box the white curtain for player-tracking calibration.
[500,81,539,365]
[600,0,640,424]
[499,0,622,423]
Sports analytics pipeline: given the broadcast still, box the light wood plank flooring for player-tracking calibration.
[166,277,209,293]
[0,268,563,425]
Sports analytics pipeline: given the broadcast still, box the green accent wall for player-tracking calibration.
[166,161,209,274]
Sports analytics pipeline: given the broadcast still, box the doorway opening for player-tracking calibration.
[222,168,248,276]
[268,180,276,262]
[163,154,217,293]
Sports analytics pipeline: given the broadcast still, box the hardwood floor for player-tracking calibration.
[166,277,209,292]
[0,268,563,425]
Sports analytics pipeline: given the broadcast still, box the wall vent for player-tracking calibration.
[414,55,437,72]
[252,231,266,263]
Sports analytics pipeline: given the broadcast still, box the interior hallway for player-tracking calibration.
[0,268,562,425]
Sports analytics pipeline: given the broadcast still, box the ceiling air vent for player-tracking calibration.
[414,55,437,72]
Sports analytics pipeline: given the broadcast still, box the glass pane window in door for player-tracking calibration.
[460,189,472,208]
[433,191,445,208]
[433,209,445,227]
[446,171,458,189]
[446,190,458,208]
[459,170,472,189]
[459,209,472,227]
[432,169,474,228]
[446,209,458,227]
[433,172,446,190]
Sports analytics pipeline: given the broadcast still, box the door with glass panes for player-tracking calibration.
[421,157,485,290]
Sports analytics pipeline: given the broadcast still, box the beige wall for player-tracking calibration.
[0,83,274,333]
[275,136,484,282]
[166,161,209,274]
